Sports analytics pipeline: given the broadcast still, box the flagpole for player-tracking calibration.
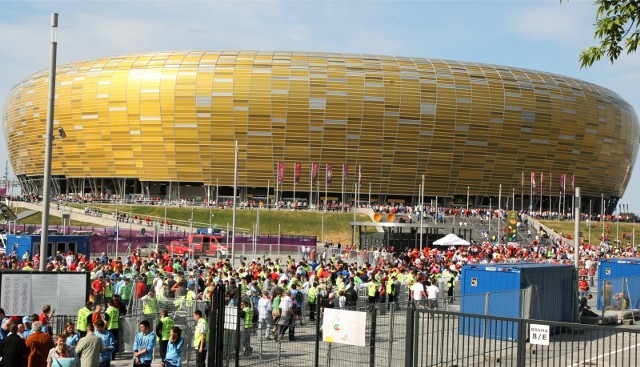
[498,184,502,246]
[571,187,575,220]
[341,166,345,213]
[466,186,469,212]
[231,140,238,266]
[325,168,328,214]
[530,174,533,212]
[353,182,357,247]
[558,189,562,220]
[512,188,515,212]
[521,171,524,212]
[617,204,620,245]
[540,175,543,214]
[309,164,312,211]
[420,175,425,251]
[588,198,592,245]
[574,187,580,268]
[632,206,636,249]
[563,175,567,218]
[601,194,605,242]
[549,173,552,213]
[267,179,270,210]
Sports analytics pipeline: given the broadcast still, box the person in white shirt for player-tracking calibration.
[277,291,295,341]
[426,280,440,311]
[410,276,426,308]
[257,291,273,340]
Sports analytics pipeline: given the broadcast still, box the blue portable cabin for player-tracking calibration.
[597,258,640,310]
[6,234,91,261]
[460,262,576,340]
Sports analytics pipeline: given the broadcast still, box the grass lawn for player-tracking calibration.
[67,203,373,244]
[540,219,639,244]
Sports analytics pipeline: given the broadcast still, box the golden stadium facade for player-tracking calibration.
[3,51,639,210]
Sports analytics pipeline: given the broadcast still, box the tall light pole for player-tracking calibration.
[39,13,59,271]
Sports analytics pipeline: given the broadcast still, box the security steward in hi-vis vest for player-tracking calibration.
[155,309,175,361]
[368,279,379,304]
[104,300,120,359]
[193,310,209,366]
[142,291,158,317]
[77,301,93,337]
[307,283,318,321]
[240,301,254,357]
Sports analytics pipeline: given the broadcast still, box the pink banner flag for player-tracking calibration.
[358,164,362,186]
[294,162,301,183]
[571,174,575,191]
[540,172,544,195]
[277,162,285,184]
[560,174,565,195]
[311,163,319,184]
[326,164,333,185]
[343,164,349,185]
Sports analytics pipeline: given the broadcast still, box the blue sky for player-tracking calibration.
[1,0,639,211]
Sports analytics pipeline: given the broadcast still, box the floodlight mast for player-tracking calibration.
[39,12,58,271]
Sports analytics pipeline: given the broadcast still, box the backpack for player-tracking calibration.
[293,290,304,310]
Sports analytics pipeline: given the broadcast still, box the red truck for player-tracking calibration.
[168,234,229,258]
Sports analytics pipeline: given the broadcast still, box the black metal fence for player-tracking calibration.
[407,308,640,367]
[204,291,640,367]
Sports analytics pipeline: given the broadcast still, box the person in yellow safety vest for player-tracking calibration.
[141,290,158,317]
[104,299,120,360]
[193,310,209,367]
[155,309,175,362]
[173,286,196,310]
[387,275,397,304]
[145,269,154,292]
[307,282,318,321]
[240,300,254,357]
[104,278,114,304]
[77,300,93,338]
[336,277,345,293]
[368,279,378,305]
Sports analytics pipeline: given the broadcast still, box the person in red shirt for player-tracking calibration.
[92,276,106,307]
[136,279,146,299]
[39,304,53,328]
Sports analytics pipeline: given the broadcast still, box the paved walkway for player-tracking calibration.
[14,201,148,230]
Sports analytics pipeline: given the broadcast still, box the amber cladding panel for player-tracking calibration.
[3,51,639,198]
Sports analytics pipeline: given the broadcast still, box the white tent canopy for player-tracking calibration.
[433,233,471,246]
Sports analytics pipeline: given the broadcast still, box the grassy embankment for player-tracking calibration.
[540,220,639,245]
[66,203,374,244]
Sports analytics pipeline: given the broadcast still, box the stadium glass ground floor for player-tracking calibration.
[16,175,620,215]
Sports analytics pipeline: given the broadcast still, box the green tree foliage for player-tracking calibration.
[579,0,640,67]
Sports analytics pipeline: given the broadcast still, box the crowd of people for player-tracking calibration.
[1,207,640,366]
